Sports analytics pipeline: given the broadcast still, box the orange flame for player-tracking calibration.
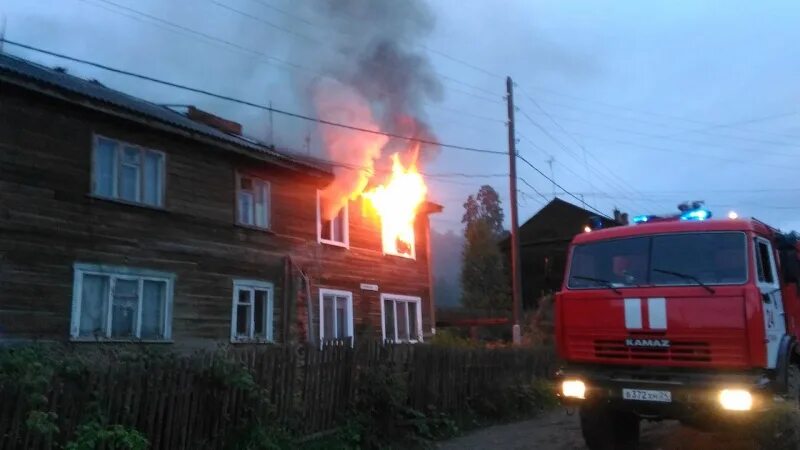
[362,152,427,258]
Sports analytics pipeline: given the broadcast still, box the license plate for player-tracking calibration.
[622,388,672,403]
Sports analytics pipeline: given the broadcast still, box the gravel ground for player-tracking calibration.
[437,410,761,450]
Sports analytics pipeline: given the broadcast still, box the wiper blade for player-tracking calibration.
[653,268,716,294]
[571,275,622,294]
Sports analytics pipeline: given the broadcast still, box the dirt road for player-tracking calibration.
[438,410,760,450]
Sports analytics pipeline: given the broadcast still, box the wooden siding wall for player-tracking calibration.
[0,85,435,346]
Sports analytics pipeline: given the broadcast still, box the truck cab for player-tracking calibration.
[554,207,800,450]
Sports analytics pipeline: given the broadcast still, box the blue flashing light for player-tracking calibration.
[680,208,712,221]
[632,215,650,224]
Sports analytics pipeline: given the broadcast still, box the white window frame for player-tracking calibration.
[380,294,423,343]
[70,263,175,342]
[91,134,166,208]
[235,173,271,230]
[230,280,274,343]
[318,288,354,342]
[316,191,349,248]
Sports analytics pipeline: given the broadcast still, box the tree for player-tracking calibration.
[460,185,511,311]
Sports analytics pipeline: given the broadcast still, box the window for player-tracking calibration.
[236,174,270,229]
[317,192,349,247]
[381,294,423,343]
[231,280,274,342]
[568,232,748,289]
[382,226,416,259]
[319,289,353,342]
[92,136,165,207]
[756,239,776,284]
[70,263,174,341]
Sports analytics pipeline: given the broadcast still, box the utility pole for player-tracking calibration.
[506,76,523,346]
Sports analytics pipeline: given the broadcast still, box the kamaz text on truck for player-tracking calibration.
[554,203,800,449]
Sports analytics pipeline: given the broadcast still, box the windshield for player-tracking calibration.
[567,232,747,289]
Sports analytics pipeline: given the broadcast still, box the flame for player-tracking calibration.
[362,151,427,257]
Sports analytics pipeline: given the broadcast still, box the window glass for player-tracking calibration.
[335,297,347,338]
[318,193,348,245]
[254,289,267,338]
[320,291,352,341]
[238,191,254,225]
[72,266,172,340]
[236,289,251,338]
[91,137,164,207]
[254,182,269,228]
[396,302,409,341]
[569,237,649,288]
[237,176,270,229]
[143,152,163,206]
[332,211,345,243]
[111,279,138,338]
[80,274,108,337]
[651,233,747,285]
[141,280,165,339]
[384,299,395,341]
[323,294,335,338]
[93,139,116,197]
[568,232,747,288]
[757,241,774,284]
[408,302,418,340]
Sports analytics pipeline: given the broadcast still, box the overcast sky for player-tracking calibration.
[3,0,799,233]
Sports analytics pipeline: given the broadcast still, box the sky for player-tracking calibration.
[2,0,799,234]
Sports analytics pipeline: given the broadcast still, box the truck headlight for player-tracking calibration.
[719,389,752,411]
[562,379,586,399]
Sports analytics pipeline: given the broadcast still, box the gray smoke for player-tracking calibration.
[277,0,444,216]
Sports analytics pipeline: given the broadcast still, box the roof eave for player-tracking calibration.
[0,73,332,179]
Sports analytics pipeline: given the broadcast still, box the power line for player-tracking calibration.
[515,87,663,210]
[1,39,507,157]
[516,153,611,220]
[516,108,653,213]
[207,0,321,44]
[79,0,503,106]
[517,177,549,203]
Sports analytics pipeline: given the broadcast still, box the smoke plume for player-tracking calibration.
[297,0,444,218]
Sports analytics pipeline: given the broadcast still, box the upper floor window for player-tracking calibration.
[70,263,174,341]
[231,280,274,343]
[236,174,270,229]
[317,192,349,247]
[92,135,165,207]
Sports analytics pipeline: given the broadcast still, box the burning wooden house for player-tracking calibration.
[0,52,442,347]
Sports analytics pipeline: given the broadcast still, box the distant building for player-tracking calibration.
[500,198,623,309]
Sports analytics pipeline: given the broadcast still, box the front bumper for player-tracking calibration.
[555,365,778,421]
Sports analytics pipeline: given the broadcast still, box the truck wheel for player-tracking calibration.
[580,402,640,450]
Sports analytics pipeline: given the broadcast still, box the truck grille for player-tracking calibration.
[594,339,711,362]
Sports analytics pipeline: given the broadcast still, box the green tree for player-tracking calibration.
[461,185,510,310]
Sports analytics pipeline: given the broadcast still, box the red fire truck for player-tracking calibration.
[554,203,800,449]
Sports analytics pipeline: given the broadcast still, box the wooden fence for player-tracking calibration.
[0,342,555,450]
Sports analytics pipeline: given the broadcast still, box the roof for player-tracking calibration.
[572,218,773,245]
[0,52,329,176]
[501,198,619,248]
